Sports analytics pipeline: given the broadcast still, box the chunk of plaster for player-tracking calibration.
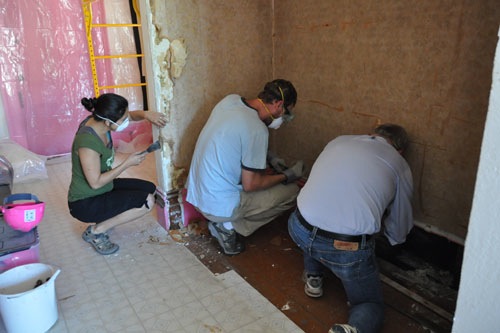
[170,39,187,78]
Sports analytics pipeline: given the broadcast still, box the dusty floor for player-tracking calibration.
[1,155,307,333]
[179,213,455,333]
[1,148,457,332]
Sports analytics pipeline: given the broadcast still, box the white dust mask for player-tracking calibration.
[114,117,129,132]
[268,117,283,130]
[96,113,130,132]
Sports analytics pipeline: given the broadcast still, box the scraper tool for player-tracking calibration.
[141,140,161,154]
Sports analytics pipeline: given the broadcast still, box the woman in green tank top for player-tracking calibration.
[68,93,166,255]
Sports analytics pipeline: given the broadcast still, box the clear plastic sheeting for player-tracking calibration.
[0,139,48,184]
[0,0,93,156]
[101,0,144,111]
[0,0,150,156]
[98,0,149,152]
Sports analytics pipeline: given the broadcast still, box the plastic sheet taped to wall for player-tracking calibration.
[86,0,149,152]
[0,0,93,155]
[0,0,148,156]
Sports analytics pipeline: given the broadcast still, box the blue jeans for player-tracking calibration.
[288,210,384,333]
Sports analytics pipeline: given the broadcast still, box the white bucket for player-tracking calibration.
[0,263,60,333]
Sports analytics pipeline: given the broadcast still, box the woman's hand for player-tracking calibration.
[129,110,167,128]
[125,151,147,167]
[80,148,148,190]
[145,111,167,128]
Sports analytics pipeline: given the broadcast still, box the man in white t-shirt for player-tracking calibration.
[186,79,303,255]
[288,124,413,333]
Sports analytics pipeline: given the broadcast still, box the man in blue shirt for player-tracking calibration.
[288,124,413,333]
[187,79,304,255]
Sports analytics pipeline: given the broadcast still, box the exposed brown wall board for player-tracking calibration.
[151,0,272,170]
[272,1,500,239]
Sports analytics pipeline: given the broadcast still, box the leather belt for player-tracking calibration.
[296,208,371,243]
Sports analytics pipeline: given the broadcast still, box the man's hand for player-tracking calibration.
[267,150,287,173]
[283,160,304,184]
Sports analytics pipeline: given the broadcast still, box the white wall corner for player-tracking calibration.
[452,25,500,332]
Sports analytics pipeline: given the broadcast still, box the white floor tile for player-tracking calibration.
[0,156,303,333]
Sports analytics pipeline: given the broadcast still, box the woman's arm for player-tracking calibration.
[129,110,167,128]
[79,147,147,189]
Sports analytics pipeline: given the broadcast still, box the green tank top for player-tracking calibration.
[68,118,115,202]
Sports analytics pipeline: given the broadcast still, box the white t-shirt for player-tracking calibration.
[297,135,414,245]
[186,94,268,217]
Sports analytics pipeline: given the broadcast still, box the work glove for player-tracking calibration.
[282,160,304,184]
[267,150,287,173]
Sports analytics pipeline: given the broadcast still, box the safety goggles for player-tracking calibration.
[278,86,295,123]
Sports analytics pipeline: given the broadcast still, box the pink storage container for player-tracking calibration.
[179,188,206,226]
[0,218,39,273]
[155,188,206,230]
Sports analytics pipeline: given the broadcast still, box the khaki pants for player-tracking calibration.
[201,183,299,237]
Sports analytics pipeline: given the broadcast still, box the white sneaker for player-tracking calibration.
[302,271,323,297]
[328,324,358,333]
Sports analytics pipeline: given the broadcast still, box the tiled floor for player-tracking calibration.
[1,153,303,333]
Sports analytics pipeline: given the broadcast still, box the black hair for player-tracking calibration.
[257,79,297,110]
[374,123,409,152]
[81,93,128,122]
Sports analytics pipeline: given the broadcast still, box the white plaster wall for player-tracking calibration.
[452,27,500,332]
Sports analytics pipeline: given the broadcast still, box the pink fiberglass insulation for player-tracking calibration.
[0,0,151,156]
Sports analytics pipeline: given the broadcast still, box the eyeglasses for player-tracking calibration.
[278,86,294,123]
